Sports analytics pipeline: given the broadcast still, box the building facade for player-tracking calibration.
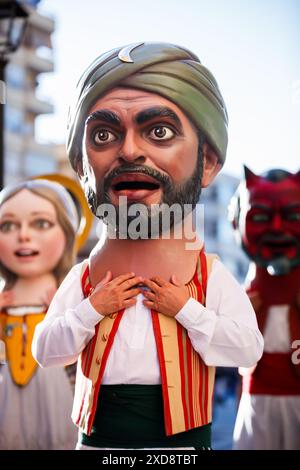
[200,172,249,282]
[4,1,57,185]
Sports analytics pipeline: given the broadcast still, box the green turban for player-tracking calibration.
[67,42,228,170]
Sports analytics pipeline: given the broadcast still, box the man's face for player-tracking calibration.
[239,178,300,274]
[80,88,203,236]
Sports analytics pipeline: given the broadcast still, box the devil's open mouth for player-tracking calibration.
[263,239,296,249]
[260,236,298,259]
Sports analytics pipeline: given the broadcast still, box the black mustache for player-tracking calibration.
[103,165,172,190]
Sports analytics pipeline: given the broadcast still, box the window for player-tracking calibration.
[6,63,26,89]
[5,106,26,134]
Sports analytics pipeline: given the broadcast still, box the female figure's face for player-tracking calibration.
[0,189,66,279]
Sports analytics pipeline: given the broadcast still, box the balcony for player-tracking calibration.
[21,47,53,73]
[6,130,54,151]
[28,9,55,35]
[7,87,53,115]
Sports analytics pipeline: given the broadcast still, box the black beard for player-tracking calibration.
[83,145,204,238]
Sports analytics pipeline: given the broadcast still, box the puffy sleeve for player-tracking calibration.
[32,261,104,368]
[175,259,264,367]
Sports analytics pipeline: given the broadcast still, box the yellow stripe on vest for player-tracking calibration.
[0,312,45,386]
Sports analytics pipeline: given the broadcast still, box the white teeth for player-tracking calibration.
[16,249,37,256]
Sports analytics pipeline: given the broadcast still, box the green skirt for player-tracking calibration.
[80,385,211,449]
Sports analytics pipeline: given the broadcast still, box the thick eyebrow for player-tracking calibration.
[250,204,272,211]
[85,110,121,127]
[135,107,182,130]
[282,203,300,210]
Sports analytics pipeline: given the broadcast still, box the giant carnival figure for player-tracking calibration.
[32,42,263,450]
[231,166,300,450]
[0,179,78,449]
[0,176,92,449]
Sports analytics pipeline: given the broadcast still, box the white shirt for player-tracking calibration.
[263,305,291,353]
[32,259,263,383]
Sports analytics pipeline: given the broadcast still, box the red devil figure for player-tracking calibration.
[230,166,300,450]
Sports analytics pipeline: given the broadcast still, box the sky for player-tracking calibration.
[36,0,300,179]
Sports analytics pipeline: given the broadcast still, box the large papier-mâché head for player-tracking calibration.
[66,42,228,172]
[0,179,78,287]
[230,166,300,275]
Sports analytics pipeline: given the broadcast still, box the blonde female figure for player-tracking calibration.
[0,180,78,450]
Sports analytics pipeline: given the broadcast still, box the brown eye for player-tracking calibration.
[149,126,175,141]
[32,219,53,230]
[93,129,117,145]
[0,221,18,233]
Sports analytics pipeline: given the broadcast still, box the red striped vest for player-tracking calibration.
[71,250,217,436]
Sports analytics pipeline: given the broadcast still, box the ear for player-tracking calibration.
[76,159,84,179]
[228,192,240,231]
[201,143,222,188]
[244,165,260,188]
[231,218,237,230]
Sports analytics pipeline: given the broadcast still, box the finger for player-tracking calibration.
[142,295,160,309]
[142,290,156,301]
[121,276,143,291]
[150,276,167,287]
[142,279,160,292]
[170,274,181,287]
[123,288,141,299]
[143,300,156,309]
[113,272,136,286]
[123,298,137,308]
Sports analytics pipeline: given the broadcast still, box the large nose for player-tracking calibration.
[118,130,146,165]
[18,223,31,242]
[271,213,283,232]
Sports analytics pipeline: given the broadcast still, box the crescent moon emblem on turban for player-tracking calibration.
[118,42,144,63]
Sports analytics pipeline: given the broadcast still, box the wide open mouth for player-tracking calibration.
[111,173,161,193]
[114,180,160,191]
[262,237,296,250]
[260,236,298,259]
